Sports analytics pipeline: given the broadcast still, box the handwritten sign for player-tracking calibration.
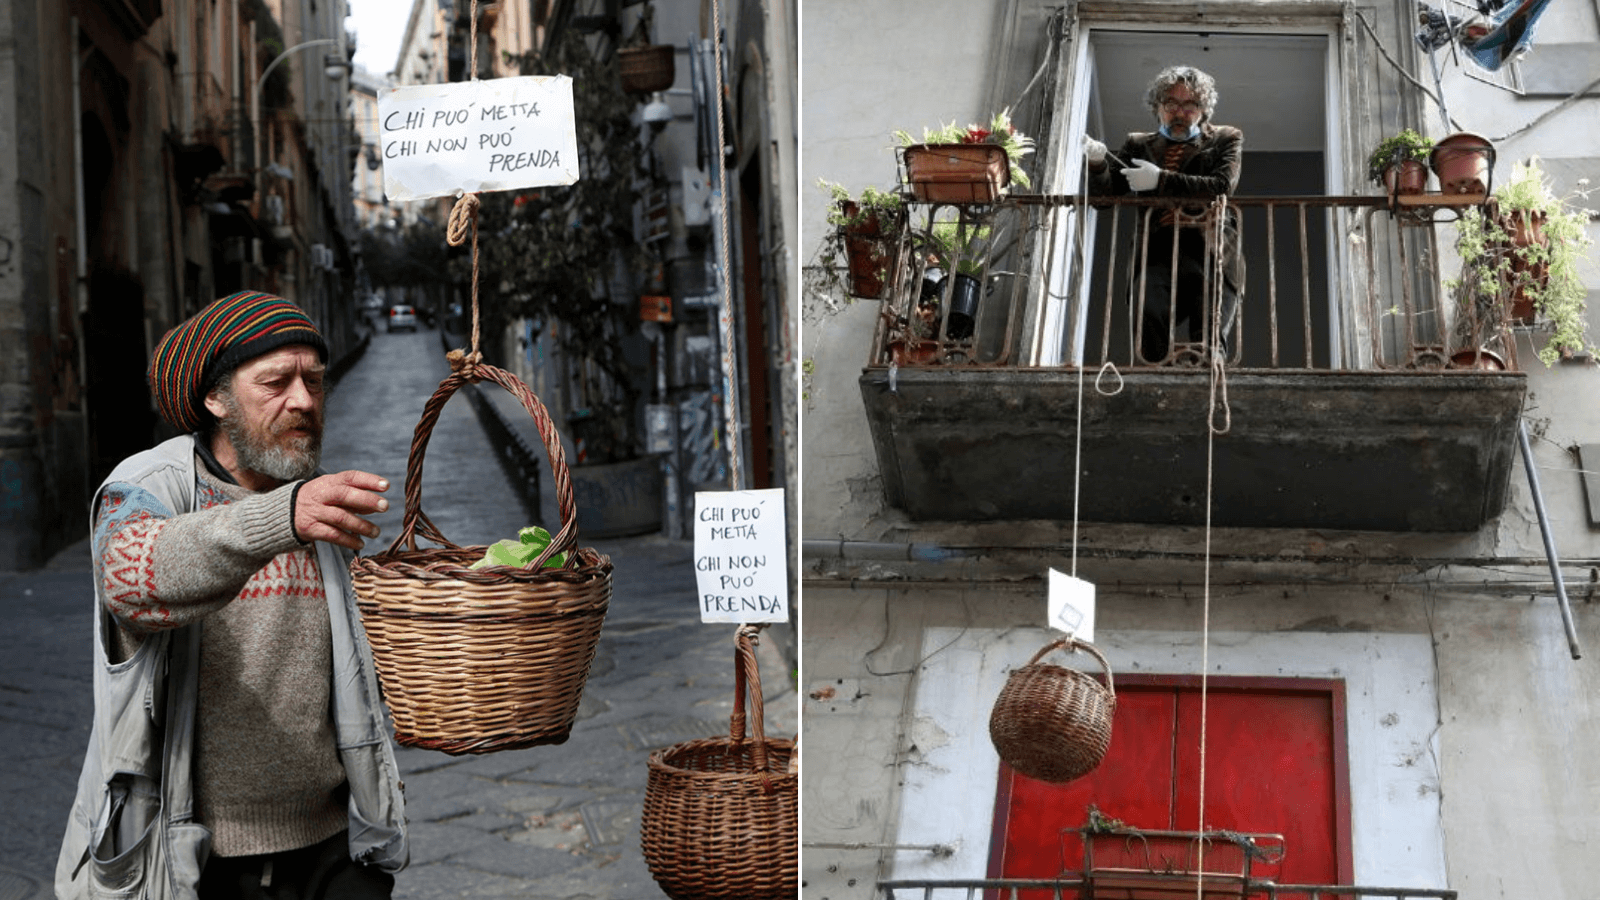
[1047,568,1096,642]
[693,489,788,623]
[378,76,580,201]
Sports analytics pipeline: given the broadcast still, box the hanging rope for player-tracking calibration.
[1206,195,1232,436]
[445,192,483,380]
[1188,192,1239,898]
[707,0,743,492]
[444,0,485,381]
[1070,154,1093,576]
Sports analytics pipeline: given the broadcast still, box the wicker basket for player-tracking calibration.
[618,43,675,93]
[641,629,797,900]
[349,363,612,755]
[989,637,1116,783]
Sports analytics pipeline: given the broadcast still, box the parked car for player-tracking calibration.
[387,304,418,333]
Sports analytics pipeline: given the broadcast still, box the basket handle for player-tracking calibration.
[381,361,579,569]
[1025,637,1116,698]
[728,625,778,790]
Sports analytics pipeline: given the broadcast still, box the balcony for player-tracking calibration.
[855,193,1527,532]
[876,879,1456,900]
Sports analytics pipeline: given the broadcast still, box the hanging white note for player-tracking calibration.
[1047,568,1096,642]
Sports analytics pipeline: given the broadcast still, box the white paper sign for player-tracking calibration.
[378,76,580,201]
[1048,568,1096,642]
[693,489,788,623]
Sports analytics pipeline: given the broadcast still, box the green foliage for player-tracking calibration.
[819,181,903,229]
[470,31,652,462]
[895,109,1036,189]
[1450,158,1595,365]
[1366,129,1433,186]
[1083,804,1126,834]
[470,526,566,570]
[814,179,905,299]
[360,221,450,292]
[925,219,991,278]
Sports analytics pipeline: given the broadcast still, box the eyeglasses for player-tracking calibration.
[1161,99,1203,114]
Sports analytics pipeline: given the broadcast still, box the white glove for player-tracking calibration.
[1084,136,1107,165]
[1121,158,1162,192]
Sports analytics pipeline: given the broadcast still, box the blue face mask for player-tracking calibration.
[1160,124,1200,142]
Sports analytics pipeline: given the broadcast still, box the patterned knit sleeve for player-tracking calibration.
[95,481,304,634]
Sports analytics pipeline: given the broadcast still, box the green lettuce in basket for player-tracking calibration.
[470,526,567,570]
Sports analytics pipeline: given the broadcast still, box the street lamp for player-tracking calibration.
[252,38,348,174]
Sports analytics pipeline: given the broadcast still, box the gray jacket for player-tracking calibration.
[56,434,408,898]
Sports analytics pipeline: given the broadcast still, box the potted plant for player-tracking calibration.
[817,180,905,299]
[925,218,992,340]
[616,3,675,93]
[1367,129,1433,199]
[895,109,1035,204]
[1448,158,1594,366]
[1430,132,1495,197]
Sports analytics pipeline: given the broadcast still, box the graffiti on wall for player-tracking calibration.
[678,391,725,487]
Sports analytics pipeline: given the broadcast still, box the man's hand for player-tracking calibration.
[294,471,391,550]
[1121,159,1162,192]
[1084,136,1108,166]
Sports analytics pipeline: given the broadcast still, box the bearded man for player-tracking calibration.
[1086,65,1245,365]
[57,291,408,899]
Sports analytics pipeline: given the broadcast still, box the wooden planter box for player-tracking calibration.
[902,143,1010,204]
[1076,829,1284,900]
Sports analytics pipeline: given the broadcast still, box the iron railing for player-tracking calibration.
[863,193,1519,373]
[876,880,1457,900]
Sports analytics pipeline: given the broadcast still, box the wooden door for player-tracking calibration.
[988,676,1352,887]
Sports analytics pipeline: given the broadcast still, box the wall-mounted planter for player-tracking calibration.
[903,143,1010,204]
[838,201,899,300]
[618,44,675,93]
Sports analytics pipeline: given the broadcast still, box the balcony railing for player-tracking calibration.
[850,191,1528,530]
[863,193,1521,374]
[876,879,1458,900]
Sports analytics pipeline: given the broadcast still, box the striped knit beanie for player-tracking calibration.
[148,291,327,432]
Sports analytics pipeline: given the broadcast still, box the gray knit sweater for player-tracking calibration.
[93,455,348,857]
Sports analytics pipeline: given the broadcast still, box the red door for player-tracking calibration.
[989,676,1352,887]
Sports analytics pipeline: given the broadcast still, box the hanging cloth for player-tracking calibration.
[1460,0,1557,70]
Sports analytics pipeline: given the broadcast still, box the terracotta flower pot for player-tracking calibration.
[889,338,941,366]
[1384,158,1430,198]
[838,201,898,300]
[902,143,1010,204]
[1429,132,1494,196]
[1498,209,1548,323]
[1450,348,1507,370]
[1502,209,1547,247]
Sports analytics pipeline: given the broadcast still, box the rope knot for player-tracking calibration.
[446,348,485,383]
[446,193,480,247]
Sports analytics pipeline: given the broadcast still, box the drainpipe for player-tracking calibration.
[1518,419,1582,660]
[71,19,92,318]
[802,539,970,562]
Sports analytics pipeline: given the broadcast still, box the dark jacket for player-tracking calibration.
[1089,123,1246,291]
